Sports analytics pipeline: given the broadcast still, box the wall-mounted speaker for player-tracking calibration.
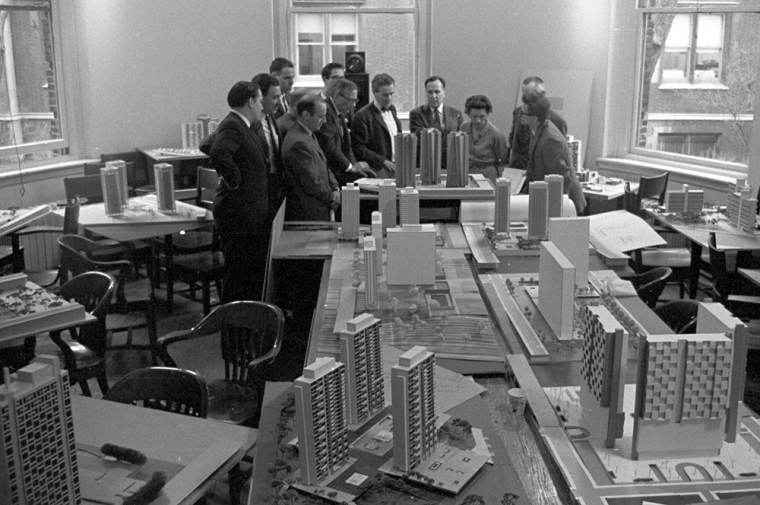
[345,51,366,74]
[344,73,370,110]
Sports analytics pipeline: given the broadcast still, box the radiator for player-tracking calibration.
[0,212,65,271]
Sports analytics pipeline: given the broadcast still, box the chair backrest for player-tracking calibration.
[101,151,148,187]
[56,271,116,353]
[708,232,732,303]
[637,172,669,205]
[653,299,700,334]
[196,167,220,210]
[62,197,81,235]
[57,234,131,281]
[104,367,209,418]
[64,174,103,205]
[631,266,672,308]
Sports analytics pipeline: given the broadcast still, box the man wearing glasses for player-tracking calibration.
[320,62,345,99]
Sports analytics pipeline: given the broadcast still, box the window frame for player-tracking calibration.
[293,12,358,80]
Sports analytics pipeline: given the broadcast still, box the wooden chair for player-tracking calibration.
[707,232,760,317]
[653,299,700,334]
[104,366,208,418]
[624,172,669,217]
[57,234,159,364]
[630,266,672,308]
[48,271,116,396]
[64,174,104,205]
[101,151,150,188]
[83,161,136,197]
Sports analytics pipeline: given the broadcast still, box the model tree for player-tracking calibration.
[502,492,520,505]
[460,494,486,505]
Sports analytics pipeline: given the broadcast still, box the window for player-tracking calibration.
[0,0,69,168]
[659,13,724,85]
[658,132,720,158]
[295,13,357,76]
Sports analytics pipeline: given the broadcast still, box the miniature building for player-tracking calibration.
[538,241,575,340]
[664,184,704,214]
[378,180,397,231]
[578,305,628,448]
[395,132,417,188]
[339,313,385,425]
[738,196,758,233]
[391,346,436,472]
[494,178,511,234]
[363,236,379,309]
[419,128,441,185]
[548,217,590,289]
[341,183,361,241]
[528,181,549,240]
[0,355,81,505]
[386,224,436,286]
[371,211,384,274]
[445,131,469,188]
[294,357,349,485]
[545,174,564,219]
[399,187,420,225]
[726,186,753,229]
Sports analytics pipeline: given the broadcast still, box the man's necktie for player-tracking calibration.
[261,119,276,174]
[434,108,442,129]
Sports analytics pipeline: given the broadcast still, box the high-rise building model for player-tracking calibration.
[419,128,441,185]
[528,181,549,239]
[494,178,511,234]
[445,132,469,188]
[726,180,756,232]
[386,224,436,286]
[399,187,420,225]
[379,180,397,231]
[295,357,349,485]
[363,236,379,309]
[545,174,564,219]
[395,133,417,189]
[578,305,628,448]
[341,183,361,241]
[371,211,383,274]
[665,184,704,214]
[0,355,81,505]
[538,241,575,340]
[548,217,590,289]
[339,313,385,425]
[391,346,436,472]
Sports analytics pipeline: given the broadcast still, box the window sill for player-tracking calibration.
[657,82,729,91]
[0,158,96,189]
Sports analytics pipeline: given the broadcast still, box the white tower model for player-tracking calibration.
[363,236,379,309]
[494,178,511,234]
[339,313,385,425]
[295,357,349,485]
[445,132,469,188]
[371,211,384,275]
[538,241,575,339]
[395,133,417,188]
[399,187,420,225]
[0,356,81,505]
[391,346,436,472]
[419,128,442,185]
[379,180,397,231]
[545,174,564,219]
[528,181,549,239]
[341,182,361,241]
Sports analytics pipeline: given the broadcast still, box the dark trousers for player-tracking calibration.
[218,230,270,303]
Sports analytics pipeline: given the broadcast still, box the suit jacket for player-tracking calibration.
[508,107,568,169]
[276,112,298,139]
[315,98,361,187]
[272,94,291,120]
[283,121,339,221]
[209,112,271,235]
[351,103,402,179]
[524,119,586,215]
[259,114,286,213]
[409,103,463,167]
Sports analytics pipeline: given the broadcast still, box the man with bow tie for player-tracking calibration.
[351,73,402,179]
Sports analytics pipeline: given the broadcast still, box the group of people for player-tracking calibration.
[204,57,585,303]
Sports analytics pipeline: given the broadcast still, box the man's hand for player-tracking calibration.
[383,160,396,174]
[331,190,341,210]
[351,161,377,178]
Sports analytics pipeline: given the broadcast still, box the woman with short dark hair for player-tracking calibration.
[460,95,509,182]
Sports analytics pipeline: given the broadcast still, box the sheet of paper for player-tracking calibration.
[500,168,527,194]
[588,210,666,253]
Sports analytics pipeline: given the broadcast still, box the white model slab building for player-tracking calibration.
[386,224,436,286]
[395,132,417,188]
[548,217,590,289]
[341,183,361,241]
[538,241,575,339]
[379,180,397,231]
[339,313,385,426]
[445,132,469,188]
[419,128,441,185]
[494,178,511,234]
[371,211,384,274]
[399,187,420,225]
[363,236,379,309]
[665,184,705,214]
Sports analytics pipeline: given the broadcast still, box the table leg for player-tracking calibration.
[689,240,702,299]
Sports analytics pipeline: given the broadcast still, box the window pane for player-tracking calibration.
[641,0,760,7]
[331,45,355,67]
[696,14,723,48]
[298,45,324,75]
[330,13,355,36]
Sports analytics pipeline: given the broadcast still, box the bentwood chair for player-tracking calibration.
[104,366,208,417]
[707,232,760,317]
[653,299,700,334]
[630,266,672,308]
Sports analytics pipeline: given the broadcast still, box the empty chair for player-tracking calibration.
[624,172,669,217]
[653,299,700,334]
[630,266,672,308]
[104,366,208,417]
[101,151,149,188]
[83,161,136,197]
[707,232,760,318]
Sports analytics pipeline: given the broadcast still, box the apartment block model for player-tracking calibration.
[538,241,575,340]
[378,180,397,231]
[548,217,590,289]
[371,211,384,274]
[528,181,549,239]
[341,183,361,241]
[363,236,379,310]
[664,184,704,214]
[391,346,436,472]
[0,355,81,505]
[545,174,564,219]
[578,305,628,448]
[294,357,349,485]
[339,313,385,426]
[386,224,436,286]
[399,187,420,225]
[395,132,418,188]
[494,177,511,234]
[419,128,441,185]
[726,181,757,232]
[445,131,469,188]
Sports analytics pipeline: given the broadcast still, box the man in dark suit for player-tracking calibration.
[276,88,314,138]
[270,57,295,120]
[209,81,271,303]
[520,92,585,215]
[252,73,285,213]
[283,95,341,221]
[409,76,463,168]
[508,76,568,169]
[351,73,402,179]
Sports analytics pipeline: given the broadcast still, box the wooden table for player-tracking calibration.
[137,147,208,197]
[73,394,257,505]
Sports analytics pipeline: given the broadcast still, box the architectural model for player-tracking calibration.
[545,174,564,219]
[664,184,704,214]
[339,313,385,426]
[378,180,397,231]
[371,211,383,274]
[419,128,441,185]
[548,217,590,289]
[538,241,575,339]
[445,132,469,188]
[391,346,437,472]
[399,187,420,225]
[0,355,81,505]
[105,159,129,208]
[340,182,361,241]
[726,183,757,232]
[494,178,511,235]
[386,224,436,286]
[363,236,379,309]
[294,357,349,486]
[395,132,417,188]
[528,181,549,239]
[578,304,628,448]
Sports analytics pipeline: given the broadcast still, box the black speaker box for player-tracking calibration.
[345,51,366,73]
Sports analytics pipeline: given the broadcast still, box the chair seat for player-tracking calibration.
[65,341,104,368]
[641,248,691,268]
[165,230,214,252]
[727,294,760,304]
[173,251,224,273]
[206,379,259,426]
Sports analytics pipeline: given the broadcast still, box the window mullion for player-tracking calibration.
[689,14,698,84]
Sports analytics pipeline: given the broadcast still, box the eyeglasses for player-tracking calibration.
[338,93,358,105]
